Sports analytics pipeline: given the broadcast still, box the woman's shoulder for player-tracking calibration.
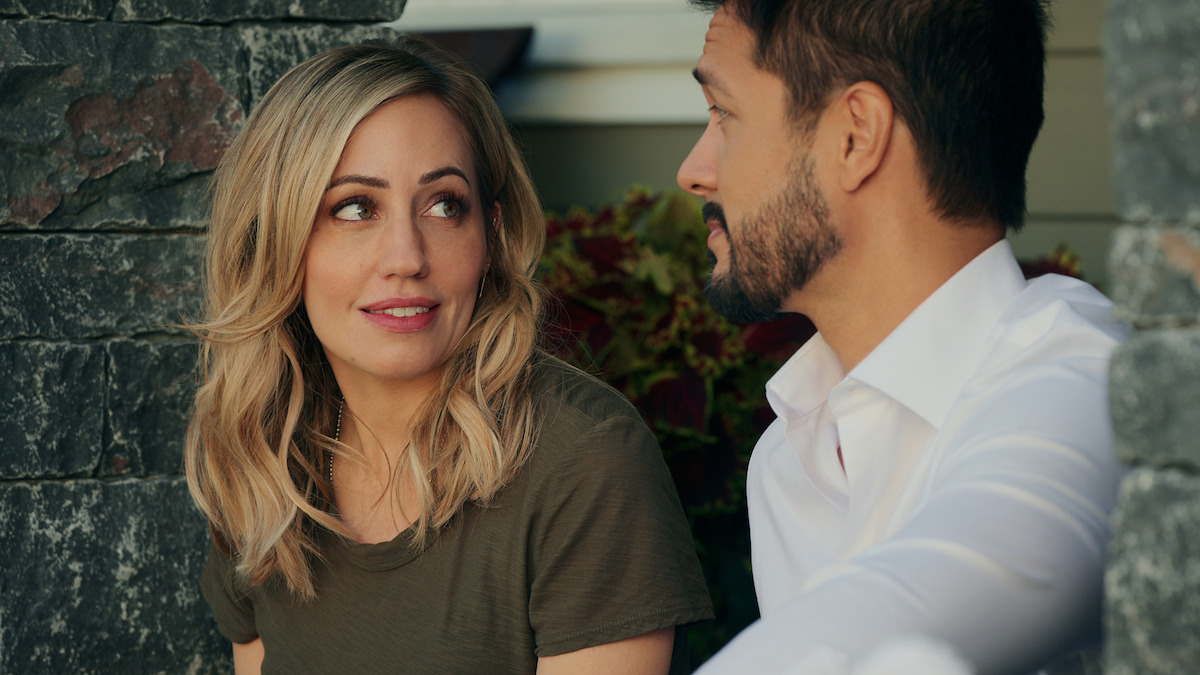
[525,352,660,467]
[529,352,644,428]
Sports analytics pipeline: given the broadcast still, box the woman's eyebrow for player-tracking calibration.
[325,167,470,191]
[420,166,470,186]
[326,174,388,190]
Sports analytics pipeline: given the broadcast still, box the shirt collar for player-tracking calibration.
[846,239,1027,428]
[765,332,846,422]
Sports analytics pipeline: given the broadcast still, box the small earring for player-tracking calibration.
[477,268,487,299]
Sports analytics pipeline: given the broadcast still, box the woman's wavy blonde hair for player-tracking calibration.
[185,38,546,599]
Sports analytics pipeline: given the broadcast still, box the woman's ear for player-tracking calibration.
[486,200,502,266]
[490,201,503,234]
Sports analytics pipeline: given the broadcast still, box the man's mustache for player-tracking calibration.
[701,201,728,232]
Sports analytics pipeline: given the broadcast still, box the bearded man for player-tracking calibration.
[676,1,1129,673]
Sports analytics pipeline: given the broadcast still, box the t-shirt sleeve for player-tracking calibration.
[526,411,714,657]
[199,541,261,645]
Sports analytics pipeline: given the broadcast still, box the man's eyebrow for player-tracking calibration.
[420,167,470,186]
[327,174,388,190]
[693,66,728,96]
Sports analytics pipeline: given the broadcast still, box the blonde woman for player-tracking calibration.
[186,39,712,675]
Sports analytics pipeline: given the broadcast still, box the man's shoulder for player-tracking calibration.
[989,274,1129,357]
[944,274,1129,437]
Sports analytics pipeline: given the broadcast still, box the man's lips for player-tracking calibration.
[707,227,726,248]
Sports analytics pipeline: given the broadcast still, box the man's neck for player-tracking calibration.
[790,220,1004,373]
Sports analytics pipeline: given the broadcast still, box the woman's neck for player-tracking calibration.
[331,368,442,543]
[336,366,442,453]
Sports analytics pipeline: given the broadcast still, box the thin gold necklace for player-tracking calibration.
[326,398,343,484]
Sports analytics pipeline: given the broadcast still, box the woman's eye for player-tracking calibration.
[708,104,729,122]
[429,199,461,219]
[332,202,375,221]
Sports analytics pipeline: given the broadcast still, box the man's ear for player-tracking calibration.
[832,81,894,193]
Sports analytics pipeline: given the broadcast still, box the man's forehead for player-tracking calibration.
[708,4,741,31]
[703,5,747,54]
[697,6,754,95]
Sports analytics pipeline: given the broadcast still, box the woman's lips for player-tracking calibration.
[365,306,431,319]
[360,301,438,331]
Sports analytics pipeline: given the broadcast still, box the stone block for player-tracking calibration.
[238,22,403,109]
[1108,224,1200,327]
[0,341,104,479]
[112,0,406,23]
[0,19,245,230]
[1106,0,1200,225]
[2,19,406,230]
[103,338,200,478]
[0,233,204,340]
[0,477,228,674]
[1104,467,1200,675]
[0,0,113,20]
[1110,328,1200,470]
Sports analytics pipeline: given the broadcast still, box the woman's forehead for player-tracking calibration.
[333,94,477,183]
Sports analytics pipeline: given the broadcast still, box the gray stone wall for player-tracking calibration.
[1104,0,1200,674]
[0,2,405,672]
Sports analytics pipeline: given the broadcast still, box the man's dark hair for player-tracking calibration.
[690,0,1049,232]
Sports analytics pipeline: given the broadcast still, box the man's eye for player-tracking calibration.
[333,202,375,220]
[708,104,730,121]
[430,199,461,218]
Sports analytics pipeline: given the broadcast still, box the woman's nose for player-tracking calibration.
[375,217,429,279]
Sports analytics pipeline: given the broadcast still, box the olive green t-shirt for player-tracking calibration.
[201,356,713,674]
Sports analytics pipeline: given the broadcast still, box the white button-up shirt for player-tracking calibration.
[697,241,1129,675]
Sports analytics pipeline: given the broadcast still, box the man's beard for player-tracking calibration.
[704,155,842,323]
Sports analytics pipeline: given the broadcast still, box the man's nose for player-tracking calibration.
[677,124,718,199]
